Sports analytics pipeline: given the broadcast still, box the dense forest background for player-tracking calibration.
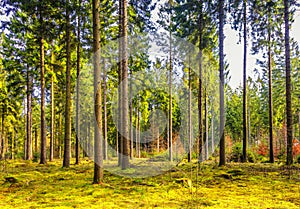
[0,0,300,181]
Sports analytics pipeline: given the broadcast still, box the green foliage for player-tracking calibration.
[230,142,257,163]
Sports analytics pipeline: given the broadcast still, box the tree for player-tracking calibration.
[75,0,82,165]
[120,0,129,169]
[219,0,226,166]
[93,0,103,183]
[39,1,47,165]
[229,0,248,162]
[63,0,72,168]
[284,0,292,165]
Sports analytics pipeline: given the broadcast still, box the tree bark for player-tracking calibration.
[93,0,104,183]
[284,0,293,165]
[198,0,204,162]
[218,0,226,166]
[268,19,274,163]
[26,65,33,160]
[120,0,129,169]
[169,10,173,162]
[39,3,47,164]
[103,59,108,160]
[63,0,72,168]
[75,0,81,165]
[50,49,55,162]
[242,0,248,163]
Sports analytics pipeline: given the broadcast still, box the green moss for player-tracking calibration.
[0,159,299,208]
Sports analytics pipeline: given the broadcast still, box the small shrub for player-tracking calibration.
[247,150,257,163]
[230,142,243,162]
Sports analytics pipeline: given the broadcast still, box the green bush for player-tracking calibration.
[230,143,257,163]
[230,142,243,162]
[247,150,257,163]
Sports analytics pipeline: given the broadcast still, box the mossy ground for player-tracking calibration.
[0,159,299,208]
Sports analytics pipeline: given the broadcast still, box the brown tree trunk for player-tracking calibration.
[26,66,33,160]
[75,0,81,165]
[169,11,173,162]
[39,3,47,164]
[198,0,204,162]
[284,0,293,165]
[119,0,129,169]
[93,0,104,183]
[242,0,248,163]
[268,19,274,163]
[50,49,55,162]
[218,0,226,166]
[63,0,72,168]
[129,69,133,159]
[103,60,108,160]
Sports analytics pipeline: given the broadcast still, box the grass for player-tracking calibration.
[0,158,300,208]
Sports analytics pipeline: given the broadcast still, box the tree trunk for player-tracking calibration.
[63,0,72,168]
[39,3,47,164]
[211,111,214,153]
[198,0,204,162]
[268,19,274,163]
[242,0,248,163]
[284,0,293,165]
[26,65,33,160]
[218,0,226,166]
[35,126,38,154]
[129,69,133,159]
[188,65,192,162]
[103,59,108,160]
[205,91,208,160]
[93,0,104,183]
[120,0,129,169]
[75,0,81,165]
[169,11,173,162]
[50,49,55,162]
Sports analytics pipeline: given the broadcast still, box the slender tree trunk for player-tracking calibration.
[137,110,140,158]
[129,69,133,159]
[205,91,208,160]
[198,0,204,162]
[50,49,55,162]
[26,66,33,160]
[188,65,192,162]
[93,0,104,183]
[103,60,108,160]
[219,0,226,166]
[268,21,274,163]
[120,0,129,169]
[35,126,38,154]
[284,0,293,165]
[242,0,248,162]
[211,111,214,153]
[169,12,173,162]
[118,0,122,165]
[39,4,47,164]
[63,0,72,168]
[75,0,81,165]
[58,111,62,159]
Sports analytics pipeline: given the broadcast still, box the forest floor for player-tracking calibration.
[0,158,300,209]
